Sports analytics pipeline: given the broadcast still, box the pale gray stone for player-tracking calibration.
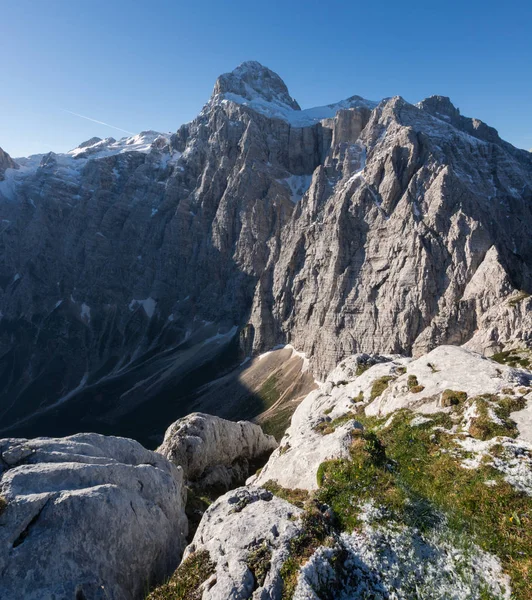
[0,433,188,600]
[157,412,277,489]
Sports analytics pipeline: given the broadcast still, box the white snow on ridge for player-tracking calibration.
[0,131,171,202]
[218,93,378,127]
[67,130,166,159]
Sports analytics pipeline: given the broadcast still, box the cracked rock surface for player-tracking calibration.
[0,433,188,600]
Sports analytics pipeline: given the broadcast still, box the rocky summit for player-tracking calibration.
[0,61,531,599]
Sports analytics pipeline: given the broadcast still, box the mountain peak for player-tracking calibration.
[212,61,301,111]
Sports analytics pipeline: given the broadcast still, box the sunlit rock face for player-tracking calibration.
[0,62,531,441]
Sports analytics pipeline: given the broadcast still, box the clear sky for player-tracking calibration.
[1,0,531,157]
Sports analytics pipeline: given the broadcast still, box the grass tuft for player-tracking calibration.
[146,550,215,600]
[441,389,468,407]
[262,480,309,508]
[407,374,425,394]
[507,291,531,308]
[247,541,272,587]
[370,376,395,401]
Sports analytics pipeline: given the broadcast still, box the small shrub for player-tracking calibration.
[370,376,395,401]
[441,389,468,407]
[146,549,215,600]
[352,391,364,403]
[279,443,291,455]
[247,541,272,587]
[184,488,214,542]
[408,375,425,394]
[323,407,333,415]
[507,291,530,307]
[396,366,407,375]
[501,387,514,395]
[313,421,334,435]
[497,396,527,415]
[356,363,370,376]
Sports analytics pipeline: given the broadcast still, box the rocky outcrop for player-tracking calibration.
[158,412,277,490]
[211,60,301,110]
[181,487,303,599]
[0,147,17,180]
[252,345,532,491]
[0,433,188,600]
[173,346,531,599]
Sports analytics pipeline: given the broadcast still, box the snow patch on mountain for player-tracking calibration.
[218,93,378,127]
[67,130,166,158]
[277,174,312,202]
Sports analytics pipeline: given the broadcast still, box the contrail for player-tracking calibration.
[62,110,135,135]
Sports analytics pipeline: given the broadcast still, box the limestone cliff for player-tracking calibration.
[0,62,530,443]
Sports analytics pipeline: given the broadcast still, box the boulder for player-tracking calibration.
[157,412,277,490]
[183,486,303,599]
[0,433,188,600]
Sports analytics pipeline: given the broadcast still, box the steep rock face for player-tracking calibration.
[157,412,277,489]
[0,147,17,181]
[0,70,326,441]
[0,433,188,600]
[0,61,531,440]
[251,96,532,378]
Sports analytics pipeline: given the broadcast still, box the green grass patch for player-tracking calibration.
[314,409,532,599]
[280,504,333,599]
[258,374,281,409]
[146,549,215,600]
[314,412,358,436]
[491,348,531,370]
[469,396,524,440]
[370,376,395,401]
[356,363,371,376]
[352,391,364,403]
[260,405,294,441]
[262,480,309,508]
[313,420,334,435]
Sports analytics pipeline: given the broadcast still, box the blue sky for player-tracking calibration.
[1,0,531,157]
